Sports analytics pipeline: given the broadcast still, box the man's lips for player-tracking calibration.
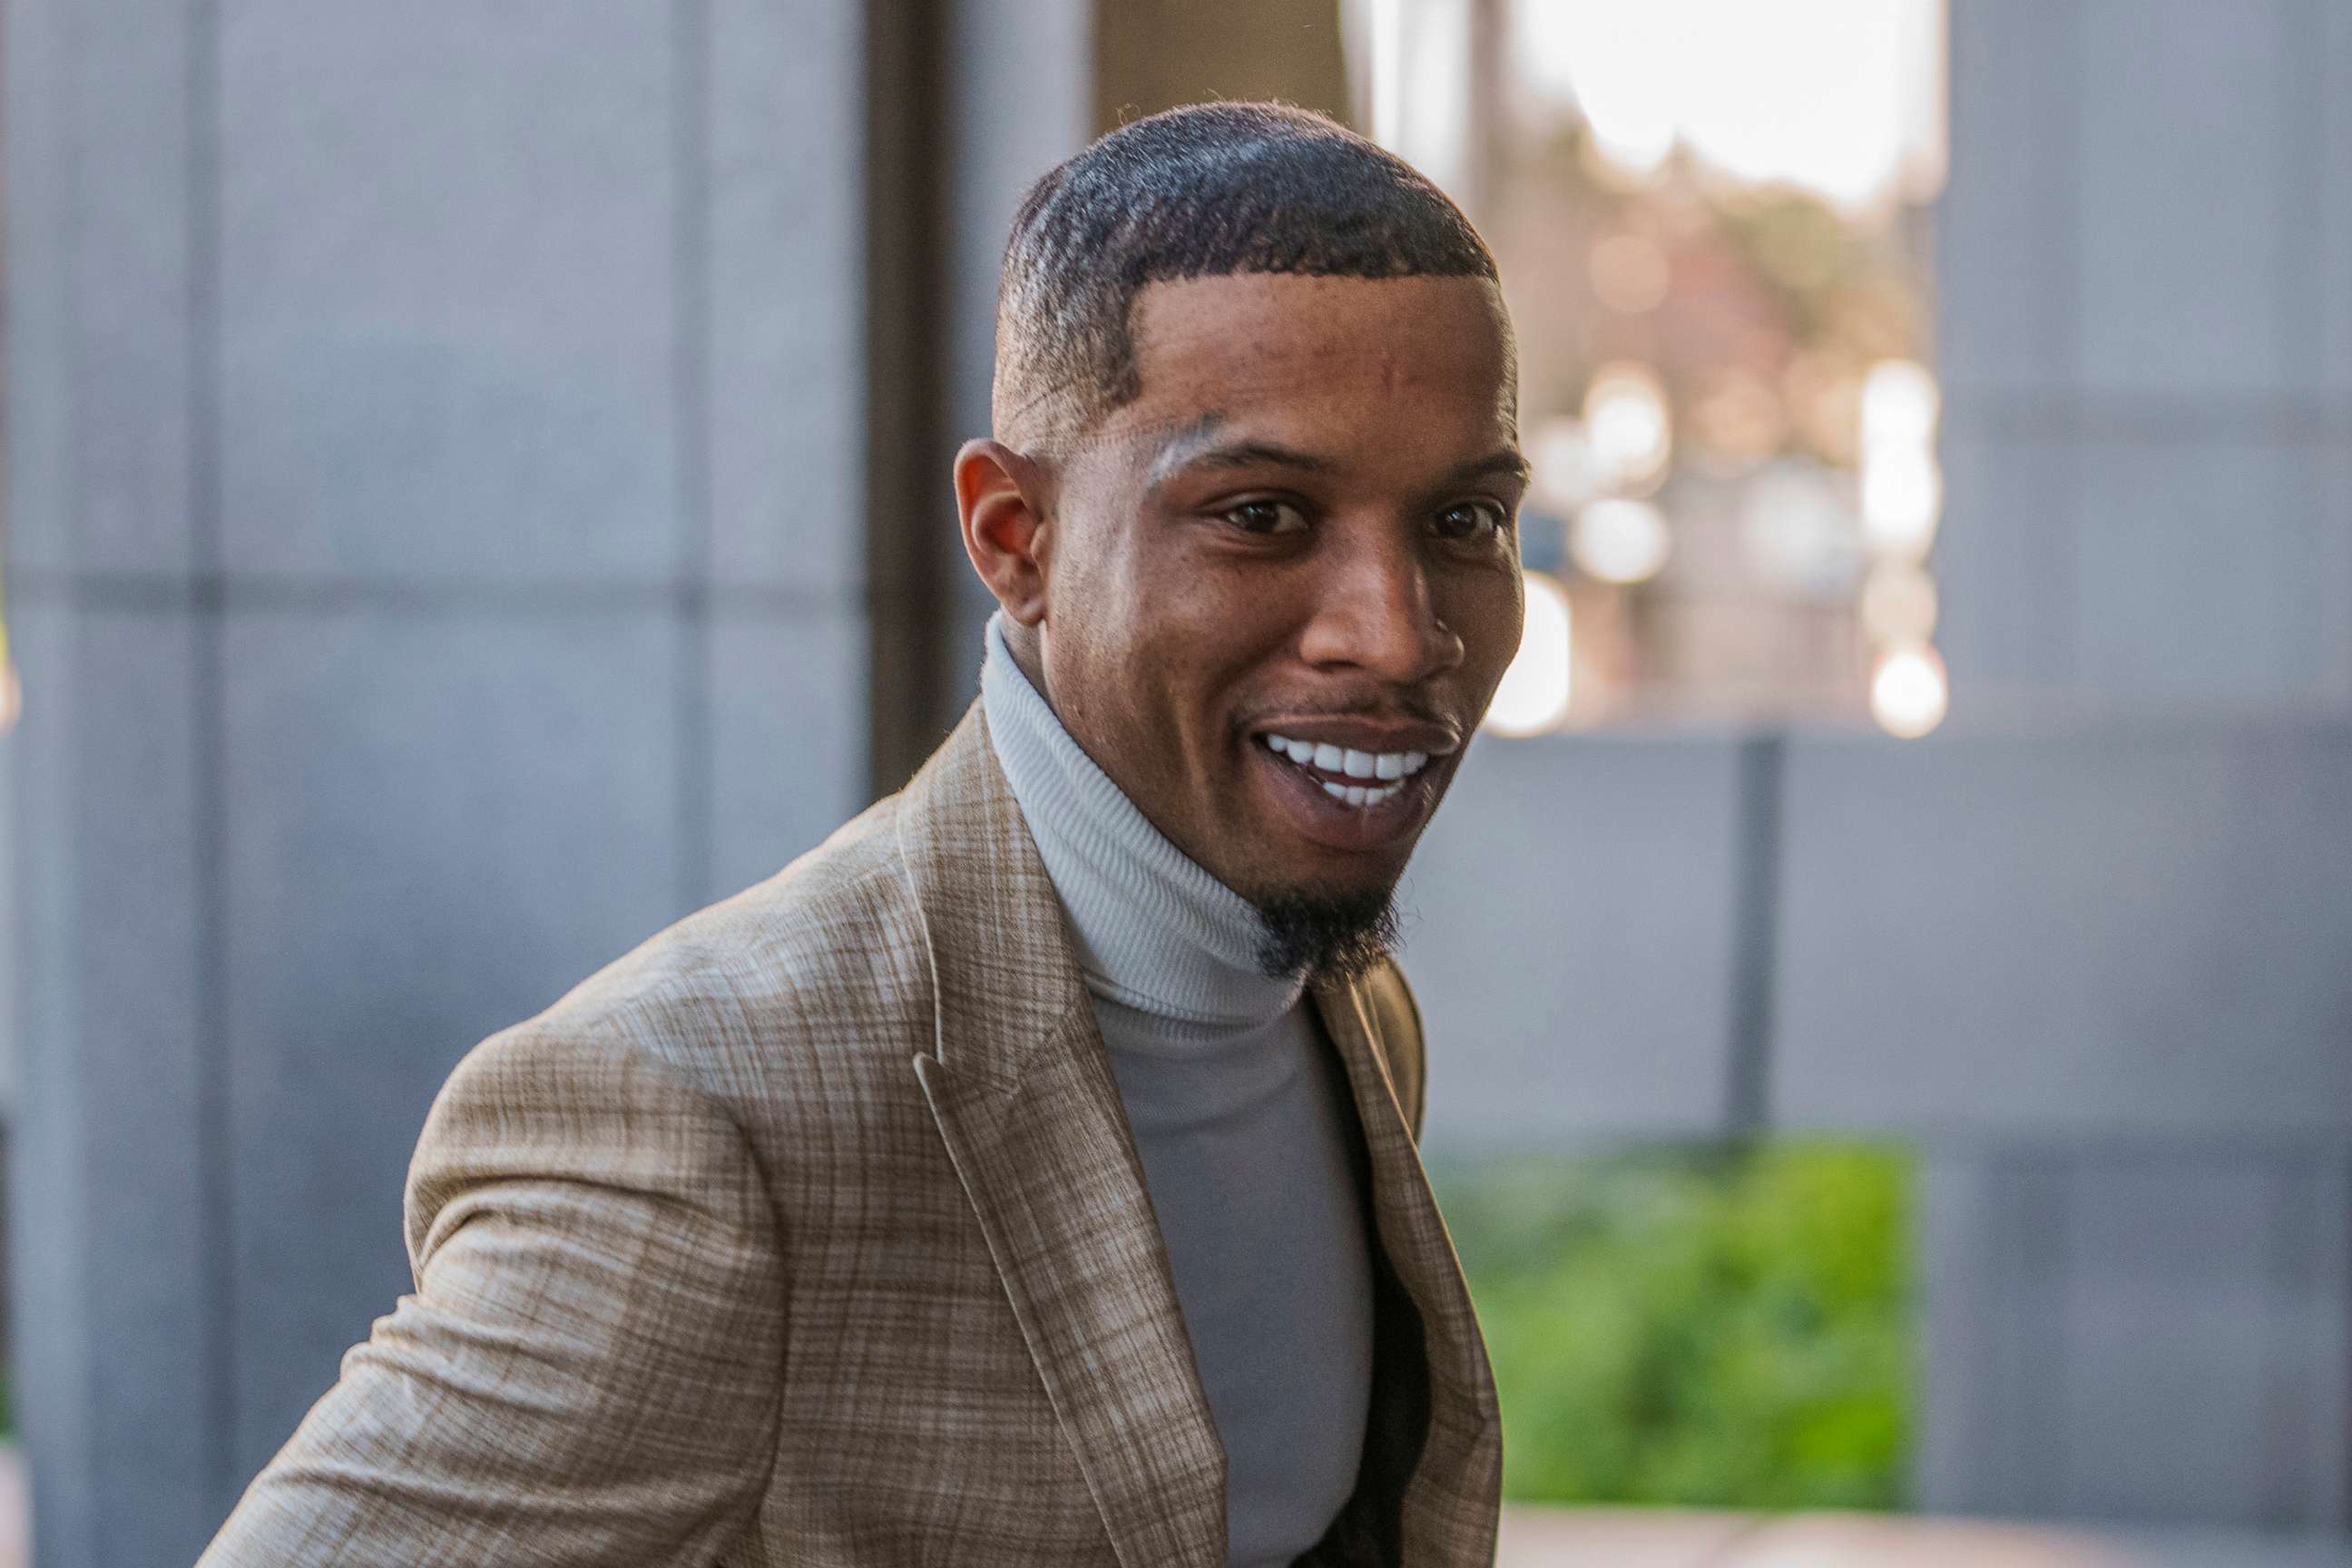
[1241,720,1459,851]
[1244,714,1463,759]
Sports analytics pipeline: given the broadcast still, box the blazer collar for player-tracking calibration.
[900,701,1500,1566]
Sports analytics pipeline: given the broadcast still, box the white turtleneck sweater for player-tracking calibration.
[978,612,1376,1567]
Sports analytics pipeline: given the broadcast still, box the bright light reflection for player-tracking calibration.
[1509,0,1947,214]
[1485,573,1574,736]
[1862,358,1940,448]
[1583,363,1671,493]
[1358,0,1471,197]
[1741,459,1859,593]
[1861,447,1942,556]
[1572,499,1671,583]
[1530,416,1599,513]
[1870,642,1948,737]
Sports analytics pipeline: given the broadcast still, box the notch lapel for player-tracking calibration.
[1310,972,1504,1562]
[900,704,1228,1568]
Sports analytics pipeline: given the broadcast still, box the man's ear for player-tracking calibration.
[955,438,1056,627]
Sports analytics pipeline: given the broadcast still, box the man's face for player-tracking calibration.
[1029,272,1526,910]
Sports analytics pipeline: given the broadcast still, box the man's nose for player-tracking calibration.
[1297,530,1465,683]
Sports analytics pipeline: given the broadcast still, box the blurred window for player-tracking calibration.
[1348,0,1942,1513]
[1348,0,1949,737]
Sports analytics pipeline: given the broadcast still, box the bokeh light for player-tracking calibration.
[1860,446,1942,557]
[1530,416,1601,514]
[1573,499,1672,584]
[1583,363,1672,495]
[1509,0,1948,214]
[1861,358,1939,448]
[1485,572,1575,736]
[1741,459,1861,595]
[1869,642,1948,738]
[1589,232,1672,314]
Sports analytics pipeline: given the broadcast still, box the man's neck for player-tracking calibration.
[977,611,1304,1027]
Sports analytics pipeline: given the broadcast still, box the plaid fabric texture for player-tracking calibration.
[198,700,1502,1566]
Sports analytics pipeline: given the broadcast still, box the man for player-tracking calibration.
[201,101,1527,1567]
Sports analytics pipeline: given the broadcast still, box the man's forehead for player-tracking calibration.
[1128,271,1504,362]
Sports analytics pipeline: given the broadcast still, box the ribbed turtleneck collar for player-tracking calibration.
[979,612,1306,1029]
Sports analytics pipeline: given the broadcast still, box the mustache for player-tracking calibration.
[1245,691,1456,726]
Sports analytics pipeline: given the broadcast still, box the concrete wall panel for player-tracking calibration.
[1936,0,2076,397]
[1402,735,1744,1146]
[709,606,870,897]
[708,0,866,593]
[218,1,678,584]
[219,607,686,1472]
[1920,1148,2352,1530]
[1773,726,2352,1136]
[2072,439,2338,701]
[1933,423,2075,696]
[2073,0,2294,397]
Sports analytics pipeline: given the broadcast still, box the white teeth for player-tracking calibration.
[1263,733,1437,794]
[1314,779,1406,808]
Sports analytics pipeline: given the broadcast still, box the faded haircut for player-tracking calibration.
[991,101,1503,455]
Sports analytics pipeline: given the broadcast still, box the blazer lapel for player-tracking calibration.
[1310,973,1504,1561]
[900,703,1229,1568]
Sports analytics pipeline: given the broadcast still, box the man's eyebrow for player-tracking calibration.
[1145,429,1339,493]
[1446,447,1533,487]
[1141,423,1532,495]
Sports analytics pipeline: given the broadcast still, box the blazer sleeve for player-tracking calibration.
[198,1019,789,1567]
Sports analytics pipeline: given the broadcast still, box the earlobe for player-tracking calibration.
[954,438,1054,625]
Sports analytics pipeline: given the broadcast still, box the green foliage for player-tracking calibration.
[1426,1140,1913,1510]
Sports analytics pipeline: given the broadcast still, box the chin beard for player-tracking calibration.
[1250,884,1402,983]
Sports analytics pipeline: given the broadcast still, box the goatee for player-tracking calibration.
[1250,885,1402,982]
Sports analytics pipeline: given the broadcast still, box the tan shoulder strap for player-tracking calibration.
[1357,960,1427,1142]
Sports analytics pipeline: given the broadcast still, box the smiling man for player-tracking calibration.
[201,102,1524,1568]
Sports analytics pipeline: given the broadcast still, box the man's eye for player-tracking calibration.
[1223,499,1308,536]
[1433,501,1507,541]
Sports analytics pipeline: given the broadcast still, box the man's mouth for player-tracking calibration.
[1241,716,1462,854]
[1257,732,1432,808]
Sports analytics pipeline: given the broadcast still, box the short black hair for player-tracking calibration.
[992,101,1503,453]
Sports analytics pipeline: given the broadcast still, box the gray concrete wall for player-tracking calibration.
[5,3,872,1563]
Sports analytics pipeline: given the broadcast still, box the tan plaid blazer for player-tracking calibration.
[199,700,1504,1566]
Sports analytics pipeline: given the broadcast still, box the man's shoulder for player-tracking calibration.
[471,789,936,1104]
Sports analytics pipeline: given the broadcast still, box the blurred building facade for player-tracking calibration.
[2,4,2347,1568]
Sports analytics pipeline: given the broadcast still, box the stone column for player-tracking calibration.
[4,3,882,1562]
